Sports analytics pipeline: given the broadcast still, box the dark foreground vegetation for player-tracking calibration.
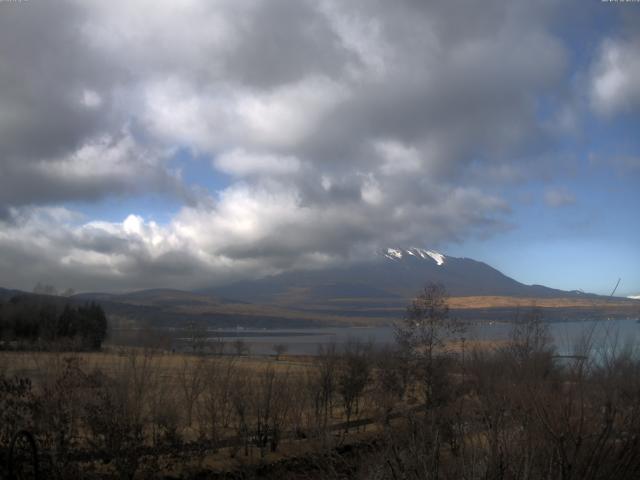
[0,295,108,351]
[2,284,640,479]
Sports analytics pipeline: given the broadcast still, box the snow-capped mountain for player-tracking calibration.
[5,249,635,329]
[383,247,446,265]
[628,295,640,300]
[205,248,587,307]
[29,248,631,328]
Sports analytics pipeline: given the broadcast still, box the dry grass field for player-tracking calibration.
[448,295,639,309]
[0,347,389,477]
[327,295,639,309]
[4,321,640,479]
[0,349,311,382]
[2,288,640,479]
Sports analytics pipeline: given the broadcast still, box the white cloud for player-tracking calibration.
[590,38,640,116]
[236,76,349,148]
[375,140,424,175]
[360,174,383,205]
[0,174,510,291]
[142,78,239,153]
[81,89,103,108]
[37,132,151,180]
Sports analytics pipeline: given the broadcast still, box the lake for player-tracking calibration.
[177,317,640,356]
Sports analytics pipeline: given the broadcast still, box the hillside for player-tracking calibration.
[204,248,599,307]
[3,249,638,329]
[80,249,640,326]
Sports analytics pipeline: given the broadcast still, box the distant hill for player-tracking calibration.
[70,288,350,328]
[0,287,22,301]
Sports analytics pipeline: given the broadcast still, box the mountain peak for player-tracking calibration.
[383,247,446,266]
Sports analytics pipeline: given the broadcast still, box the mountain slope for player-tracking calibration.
[205,248,588,307]
[4,249,634,329]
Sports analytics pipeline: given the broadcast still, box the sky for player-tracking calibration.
[0,0,639,296]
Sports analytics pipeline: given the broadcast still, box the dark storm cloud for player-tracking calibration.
[0,1,190,209]
[0,2,112,160]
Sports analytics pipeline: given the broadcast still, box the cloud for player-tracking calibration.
[0,1,194,212]
[0,129,191,208]
[0,0,592,290]
[544,187,576,208]
[214,150,301,177]
[590,36,640,116]
[0,176,510,291]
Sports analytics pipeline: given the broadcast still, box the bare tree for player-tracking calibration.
[395,283,462,405]
[186,321,209,354]
[230,370,251,457]
[268,369,294,453]
[177,356,207,428]
[209,331,225,355]
[338,339,372,431]
[198,356,237,449]
[508,306,555,376]
[251,366,277,457]
[83,349,161,479]
[309,343,339,439]
[232,339,249,357]
[372,346,410,426]
[273,343,288,361]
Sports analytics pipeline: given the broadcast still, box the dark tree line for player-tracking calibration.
[0,295,107,350]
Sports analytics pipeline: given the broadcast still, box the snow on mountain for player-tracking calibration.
[383,248,404,260]
[628,295,640,300]
[425,250,445,265]
[384,247,446,266]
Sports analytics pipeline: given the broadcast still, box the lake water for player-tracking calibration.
[180,317,640,356]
